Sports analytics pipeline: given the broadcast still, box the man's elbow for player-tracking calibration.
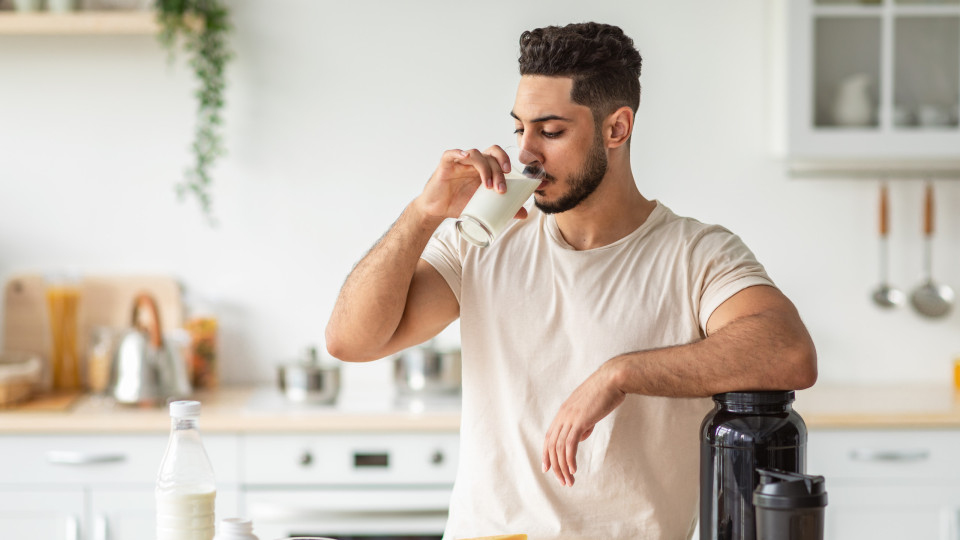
[788,338,818,390]
[325,324,362,363]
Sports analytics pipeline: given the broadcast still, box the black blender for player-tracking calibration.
[699,390,827,540]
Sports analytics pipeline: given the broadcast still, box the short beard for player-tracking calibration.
[534,134,607,215]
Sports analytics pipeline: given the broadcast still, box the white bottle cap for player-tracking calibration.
[169,400,201,418]
[217,517,256,538]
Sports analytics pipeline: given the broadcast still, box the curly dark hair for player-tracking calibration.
[518,22,642,124]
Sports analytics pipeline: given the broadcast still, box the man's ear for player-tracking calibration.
[605,106,634,148]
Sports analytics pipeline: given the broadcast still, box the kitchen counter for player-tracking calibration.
[0,386,462,433]
[1,383,958,433]
[795,383,960,428]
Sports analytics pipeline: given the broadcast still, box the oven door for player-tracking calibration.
[245,487,451,540]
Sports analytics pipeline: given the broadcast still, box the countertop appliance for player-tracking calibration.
[243,387,460,540]
[700,390,808,540]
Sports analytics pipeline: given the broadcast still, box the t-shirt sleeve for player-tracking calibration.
[420,219,463,304]
[690,226,775,333]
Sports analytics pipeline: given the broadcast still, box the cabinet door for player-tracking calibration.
[0,434,240,486]
[808,428,960,540]
[89,487,240,540]
[0,488,84,540]
[787,0,960,161]
[824,483,960,540]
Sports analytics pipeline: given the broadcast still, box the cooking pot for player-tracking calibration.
[108,293,191,406]
[394,342,461,395]
[277,346,340,404]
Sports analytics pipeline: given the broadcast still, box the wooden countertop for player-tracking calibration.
[795,383,960,429]
[1,383,958,434]
[0,386,461,434]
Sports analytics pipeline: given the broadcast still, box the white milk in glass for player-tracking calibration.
[157,490,216,540]
[456,172,540,247]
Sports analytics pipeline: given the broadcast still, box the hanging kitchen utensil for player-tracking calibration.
[910,182,954,318]
[871,182,904,309]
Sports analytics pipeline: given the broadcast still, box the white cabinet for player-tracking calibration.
[808,428,960,540]
[786,0,960,173]
[89,488,240,540]
[0,434,240,540]
[240,433,458,538]
[0,488,84,540]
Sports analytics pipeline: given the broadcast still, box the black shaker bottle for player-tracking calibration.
[753,469,828,540]
[700,391,807,540]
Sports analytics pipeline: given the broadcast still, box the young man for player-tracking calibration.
[326,22,816,539]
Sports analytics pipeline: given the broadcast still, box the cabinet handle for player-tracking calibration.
[65,515,80,540]
[94,514,109,540]
[46,450,127,465]
[850,448,930,462]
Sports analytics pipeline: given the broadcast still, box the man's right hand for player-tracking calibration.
[414,146,528,222]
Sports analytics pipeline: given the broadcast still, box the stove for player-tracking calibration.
[242,387,461,540]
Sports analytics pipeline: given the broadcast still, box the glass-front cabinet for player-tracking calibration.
[788,0,960,170]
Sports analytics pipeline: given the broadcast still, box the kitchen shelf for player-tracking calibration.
[0,11,158,35]
[788,157,960,178]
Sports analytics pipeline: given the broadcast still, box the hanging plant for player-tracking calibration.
[156,0,232,224]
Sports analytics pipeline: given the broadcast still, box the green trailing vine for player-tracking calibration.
[156,0,232,224]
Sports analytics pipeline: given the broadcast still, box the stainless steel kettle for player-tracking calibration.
[108,293,191,406]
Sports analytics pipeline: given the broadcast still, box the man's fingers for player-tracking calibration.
[555,425,573,486]
[542,428,554,473]
[484,144,510,175]
[566,429,580,477]
[454,148,496,189]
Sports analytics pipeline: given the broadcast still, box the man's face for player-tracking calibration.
[511,75,608,214]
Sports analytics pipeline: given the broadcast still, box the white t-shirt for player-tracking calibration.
[421,202,774,540]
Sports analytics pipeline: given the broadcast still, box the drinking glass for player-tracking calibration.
[455,145,545,247]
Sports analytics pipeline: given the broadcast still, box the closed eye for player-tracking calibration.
[513,128,564,138]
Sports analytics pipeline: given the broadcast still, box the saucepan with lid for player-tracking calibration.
[277,346,340,404]
[393,341,461,395]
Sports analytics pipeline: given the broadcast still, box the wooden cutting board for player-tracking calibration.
[2,274,184,363]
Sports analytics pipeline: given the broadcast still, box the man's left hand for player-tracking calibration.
[542,362,626,487]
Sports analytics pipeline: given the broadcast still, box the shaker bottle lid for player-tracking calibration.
[169,400,201,418]
[753,468,828,509]
[714,390,795,405]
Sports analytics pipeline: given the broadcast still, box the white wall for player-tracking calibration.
[2,0,959,389]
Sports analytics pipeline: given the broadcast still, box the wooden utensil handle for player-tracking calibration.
[924,182,934,237]
[879,183,889,236]
[130,293,163,348]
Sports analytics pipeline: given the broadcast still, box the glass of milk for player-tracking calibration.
[455,145,545,247]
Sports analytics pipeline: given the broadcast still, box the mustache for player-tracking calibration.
[522,165,552,181]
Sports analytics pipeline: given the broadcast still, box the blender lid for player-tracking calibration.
[752,468,828,509]
[713,390,795,405]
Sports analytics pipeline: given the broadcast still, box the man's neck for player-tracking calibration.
[553,166,656,251]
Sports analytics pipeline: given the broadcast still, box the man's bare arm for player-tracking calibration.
[325,203,458,362]
[610,284,817,396]
[326,146,516,362]
[542,285,817,486]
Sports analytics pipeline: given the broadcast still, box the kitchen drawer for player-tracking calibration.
[808,429,960,481]
[242,433,459,486]
[0,434,239,485]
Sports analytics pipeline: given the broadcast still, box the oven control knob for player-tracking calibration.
[299,450,313,467]
[431,450,444,466]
